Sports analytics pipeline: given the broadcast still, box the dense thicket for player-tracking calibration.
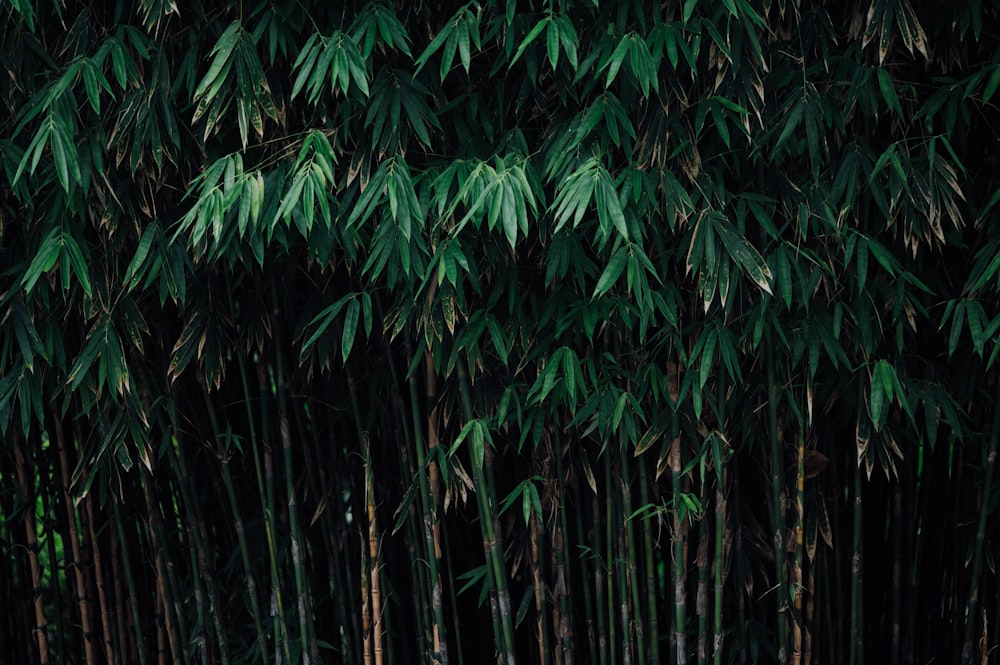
[2,1,1000,663]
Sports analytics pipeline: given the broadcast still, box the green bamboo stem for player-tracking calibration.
[766,340,789,665]
[167,417,231,665]
[961,385,1000,663]
[13,438,50,665]
[638,454,660,665]
[257,359,292,665]
[456,359,516,665]
[620,451,638,665]
[403,336,451,665]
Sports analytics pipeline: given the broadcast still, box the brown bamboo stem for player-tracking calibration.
[85,495,115,664]
[52,415,97,665]
[14,436,50,665]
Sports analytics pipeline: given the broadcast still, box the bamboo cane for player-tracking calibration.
[849,457,863,665]
[961,388,1000,663]
[84,495,115,664]
[621,450,642,665]
[14,437,50,665]
[670,430,688,665]
[139,464,184,664]
[110,525,132,665]
[112,499,147,665]
[553,435,575,665]
[638,455,660,665]
[766,340,788,665]
[713,467,725,665]
[404,335,451,665]
[696,512,709,665]
[52,415,97,665]
[457,360,516,665]
[792,430,805,665]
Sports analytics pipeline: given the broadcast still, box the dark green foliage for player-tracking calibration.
[2,1,1000,663]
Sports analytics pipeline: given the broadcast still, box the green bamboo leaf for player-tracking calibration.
[593,246,628,297]
[193,21,240,101]
[341,297,360,362]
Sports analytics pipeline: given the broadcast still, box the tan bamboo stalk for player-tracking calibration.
[423,349,450,665]
[52,415,97,665]
[13,437,50,665]
[362,527,372,665]
[530,508,549,665]
[84,494,115,664]
[364,438,385,665]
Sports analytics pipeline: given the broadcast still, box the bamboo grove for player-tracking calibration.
[2,0,1000,663]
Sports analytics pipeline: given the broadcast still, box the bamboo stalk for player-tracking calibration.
[257,360,292,665]
[592,477,608,665]
[200,380,270,664]
[890,484,901,665]
[766,341,788,665]
[140,465,184,664]
[14,436,50,665]
[168,410,232,665]
[849,458,863,665]
[961,388,1000,663]
[696,511,709,665]
[52,415,97,665]
[110,525,133,665]
[112,499,147,665]
[553,436,575,665]
[530,508,549,665]
[670,430,688,665]
[605,444,618,665]
[621,450,642,665]
[457,360,516,665]
[84,495,115,664]
[364,438,385,665]
[713,467,725,665]
[638,454,659,665]
[792,430,805,665]
[404,336,450,665]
